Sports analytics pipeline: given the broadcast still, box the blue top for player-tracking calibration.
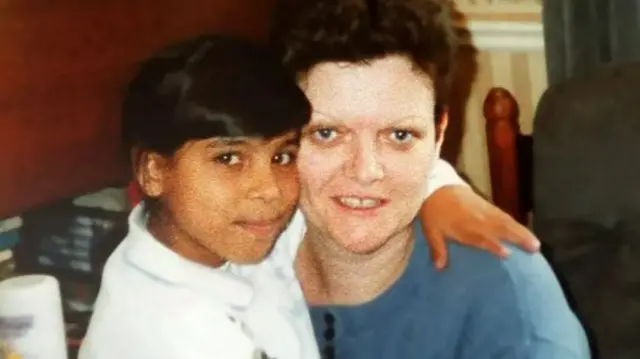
[309,222,590,359]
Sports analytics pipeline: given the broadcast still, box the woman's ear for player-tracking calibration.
[135,151,169,199]
[435,110,449,157]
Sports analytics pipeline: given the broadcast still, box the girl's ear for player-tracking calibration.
[135,150,169,199]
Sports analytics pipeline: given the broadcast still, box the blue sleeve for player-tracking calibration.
[457,249,591,359]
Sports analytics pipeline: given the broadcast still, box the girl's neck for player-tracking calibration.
[147,209,226,268]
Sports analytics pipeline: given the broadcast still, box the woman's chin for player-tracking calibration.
[334,235,387,255]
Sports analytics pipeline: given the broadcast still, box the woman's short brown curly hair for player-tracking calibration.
[269,0,459,116]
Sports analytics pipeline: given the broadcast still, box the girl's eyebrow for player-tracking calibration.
[282,136,300,146]
[273,134,301,147]
[207,137,250,148]
[207,133,300,149]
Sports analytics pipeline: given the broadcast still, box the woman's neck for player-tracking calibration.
[295,224,414,306]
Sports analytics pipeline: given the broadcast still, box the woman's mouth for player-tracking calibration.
[332,196,388,211]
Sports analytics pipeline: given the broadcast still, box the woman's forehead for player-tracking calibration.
[302,57,435,121]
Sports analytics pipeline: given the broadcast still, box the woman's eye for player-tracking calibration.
[273,152,296,165]
[313,128,337,142]
[390,129,414,143]
[215,153,241,165]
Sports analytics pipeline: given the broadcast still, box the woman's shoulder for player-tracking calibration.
[441,242,558,292]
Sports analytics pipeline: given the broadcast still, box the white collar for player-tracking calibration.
[123,204,254,308]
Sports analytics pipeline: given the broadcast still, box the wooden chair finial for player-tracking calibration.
[483,87,520,128]
[484,87,524,223]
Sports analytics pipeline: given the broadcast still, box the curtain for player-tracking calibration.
[543,0,640,84]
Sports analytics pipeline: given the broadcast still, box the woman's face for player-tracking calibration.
[297,55,445,253]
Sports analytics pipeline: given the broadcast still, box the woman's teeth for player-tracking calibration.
[337,197,381,209]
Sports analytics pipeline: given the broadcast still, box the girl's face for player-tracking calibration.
[138,131,301,266]
[297,55,445,254]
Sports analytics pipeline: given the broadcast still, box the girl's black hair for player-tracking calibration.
[121,34,311,158]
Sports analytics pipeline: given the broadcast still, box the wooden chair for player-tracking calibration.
[483,87,533,225]
[484,64,640,358]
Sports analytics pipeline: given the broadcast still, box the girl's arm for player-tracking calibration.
[420,159,539,269]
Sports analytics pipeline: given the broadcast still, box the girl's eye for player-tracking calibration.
[273,151,296,165]
[390,129,414,143]
[313,128,337,142]
[214,153,241,165]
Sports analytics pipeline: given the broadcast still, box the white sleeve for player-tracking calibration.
[162,315,262,359]
[425,158,468,198]
[80,307,261,359]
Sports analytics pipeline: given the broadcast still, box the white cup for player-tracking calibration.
[0,275,67,359]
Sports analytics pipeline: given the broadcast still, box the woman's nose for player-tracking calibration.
[345,140,384,184]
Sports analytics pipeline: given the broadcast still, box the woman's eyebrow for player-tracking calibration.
[387,115,429,126]
[312,110,428,125]
[310,109,341,124]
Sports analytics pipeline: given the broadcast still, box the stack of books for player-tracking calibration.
[0,216,21,279]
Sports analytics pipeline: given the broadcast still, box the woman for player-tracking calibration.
[271,0,590,358]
